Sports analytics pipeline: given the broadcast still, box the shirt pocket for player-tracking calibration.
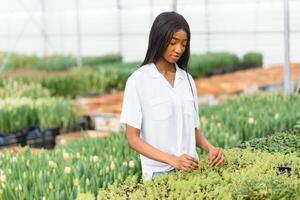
[183,98,196,117]
[149,97,172,121]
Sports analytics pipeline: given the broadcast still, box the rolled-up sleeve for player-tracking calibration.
[120,76,142,130]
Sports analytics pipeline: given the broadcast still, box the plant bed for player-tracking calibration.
[199,93,300,148]
[235,128,300,155]
[205,63,258,77]
[92,150,300,200]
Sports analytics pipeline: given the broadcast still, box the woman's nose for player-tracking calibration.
[174,44,184,54]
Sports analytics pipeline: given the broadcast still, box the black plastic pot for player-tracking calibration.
[26,127,59,149]
[0,130,27,148]
[80,115,92,130]
[277,166,292,177]
[26,127,43,148]
[42,127,60,149]
[66,115,92,132]
[13,130,27,146]
[0,135,6,146]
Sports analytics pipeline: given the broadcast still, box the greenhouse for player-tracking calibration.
[0,0,299,199]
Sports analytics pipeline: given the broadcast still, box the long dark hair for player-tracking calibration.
[140,11,191,70]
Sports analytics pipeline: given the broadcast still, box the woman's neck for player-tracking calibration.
[154,58,176,75]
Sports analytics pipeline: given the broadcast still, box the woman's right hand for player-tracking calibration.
[169,154,199,172]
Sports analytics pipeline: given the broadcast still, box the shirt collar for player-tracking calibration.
[148,63,185,80]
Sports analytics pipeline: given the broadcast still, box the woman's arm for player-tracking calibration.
[195,128,225,166]
[195,128,214,152]
[126,124,198,171]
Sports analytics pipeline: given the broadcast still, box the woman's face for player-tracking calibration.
[162,29,187,64]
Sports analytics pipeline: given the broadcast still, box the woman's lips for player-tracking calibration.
[171,55,180,60]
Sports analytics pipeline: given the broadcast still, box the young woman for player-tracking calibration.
[120,11,225,181]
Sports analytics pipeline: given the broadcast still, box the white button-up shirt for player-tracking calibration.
[120,63,200,180]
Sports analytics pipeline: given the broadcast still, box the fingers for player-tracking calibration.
[210,148,226,167]
[185,159,198,170]
[215,154,225,166]
[210,148,223,166]
[182,154,198,166]
[208,149,219,165]
[178,154,199,172]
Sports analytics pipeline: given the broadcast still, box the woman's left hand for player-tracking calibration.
[208,147,225,166]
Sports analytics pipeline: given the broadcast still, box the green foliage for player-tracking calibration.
[35,55,76,71]
[0,51,122,71]
[0,62,139,98]
[95,149,300,199]
[237,128,300,155]
[40,65,137,97]
[0,51,39,70]
[0,97,79,133]
[199,93,300,148]
[242,52,263,67]
[0,133,141,200]
[188,52,241,77]
[83,54,122,66]
[0,80,50,99]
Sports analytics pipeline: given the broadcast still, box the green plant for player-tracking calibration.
[0,80,50,99]
[199,92,300,148]
[94,149,300,199]
[0,97,79,134]
[0,133,141,199]
[242,52,263,67]
[188,52,241,77]
[83,54,122,66]
[0,51,123,71]
[237,128,300,155]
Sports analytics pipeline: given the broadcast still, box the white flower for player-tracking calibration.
[248,117,255,125]
[42,196,46,200]
[92,156,99,163]
[73,178,79,186]
[49,182,53,189]
[38,171,42,178]
[200,117,208,125]
[18,184,22,191]
[63,152,69,161]
[60,139,66,145]
[0,175,6,183]
[275,113,280,119]
[23,172,27,179]
[110,162,115,171]
[64,167,71,174]
[129,160,135,168]
[12,157,17,163]
[217,122,222,129]
[76,152,81,159]
[48,160,57,169]
[26,160,30,167]
[122,161,128,167]
[86,178,90,185]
